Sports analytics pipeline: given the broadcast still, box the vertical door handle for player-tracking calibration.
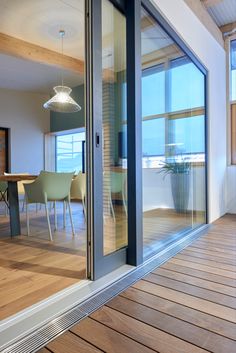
[95,133,100,147]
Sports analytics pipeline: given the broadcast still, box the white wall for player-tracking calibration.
[0,88,50,174]
[151,0,227,222]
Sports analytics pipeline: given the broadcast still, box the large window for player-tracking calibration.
[142,57,205,168]
[56,131,85,173]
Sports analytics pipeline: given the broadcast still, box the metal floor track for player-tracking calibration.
[2,225,209,353]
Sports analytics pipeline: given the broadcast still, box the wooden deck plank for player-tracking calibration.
[144,273,236,308]
[152,267,236,296]
[105,296,236,353]
[174,253,236,272]
[41,214,236,353]
[37,348,51,353]
[47,331,102,353]
[120,287,236,340]
[162,262,236,287]
[91,306,209,353]
[133,280,236,322]
[70,317,156,353]
[180,248,236,265]
[168,258,236,279]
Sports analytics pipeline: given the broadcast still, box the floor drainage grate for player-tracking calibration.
[2,225,208,353]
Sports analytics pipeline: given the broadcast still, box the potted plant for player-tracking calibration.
[159,155,191,213]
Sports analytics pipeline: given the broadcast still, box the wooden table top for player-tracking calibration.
[0,175,38,182]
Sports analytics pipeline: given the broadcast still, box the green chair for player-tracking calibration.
[70,172,86,219]
[24,171,75,241]
[0,181,8,215]
[107,171,127,220]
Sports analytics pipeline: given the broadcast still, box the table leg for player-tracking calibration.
[8,181,21,236]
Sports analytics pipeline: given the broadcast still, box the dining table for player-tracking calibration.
[0,175,37,236]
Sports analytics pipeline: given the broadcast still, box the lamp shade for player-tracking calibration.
[43,86,81,113]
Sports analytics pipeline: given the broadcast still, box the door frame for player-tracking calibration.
[0,127,10,173]
[85,0,127,280]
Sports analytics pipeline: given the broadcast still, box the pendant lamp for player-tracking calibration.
[43,30,81,113]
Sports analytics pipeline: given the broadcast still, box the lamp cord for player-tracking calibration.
[60,30,65,86]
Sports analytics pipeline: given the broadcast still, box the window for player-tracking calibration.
[230,40,236,164]
[141,57,205,167]
[56,132,85,173]
[230,39,236,102]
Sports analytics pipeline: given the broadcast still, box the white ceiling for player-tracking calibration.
[0,53,83,93]
[204,0,236,27]
[0,0,84,94]
[0,0,129,93]
[0,0,85,59]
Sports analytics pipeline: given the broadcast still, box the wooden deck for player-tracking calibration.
[39,214,236,353]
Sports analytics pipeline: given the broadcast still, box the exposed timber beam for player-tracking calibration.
[0,32,84,74]
[184,0,224,47]
[201,0,224,7]
[220,21,236,34]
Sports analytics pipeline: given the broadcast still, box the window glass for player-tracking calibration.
[142,66,165,117]
[141,6,206,259]
[170,59,205,111]
[231,40,236,101]
[56,132,85,173]
[143,118,165,156]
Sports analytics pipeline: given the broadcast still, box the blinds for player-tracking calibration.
[231,40,236,70]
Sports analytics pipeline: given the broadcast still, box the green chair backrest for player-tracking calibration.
[38,171,74,201]
[0,181,7,193]
[110,171,126,194]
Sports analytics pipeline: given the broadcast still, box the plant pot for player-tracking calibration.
[170,173,190,213]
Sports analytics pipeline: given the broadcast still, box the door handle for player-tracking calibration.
[95,133,100,147]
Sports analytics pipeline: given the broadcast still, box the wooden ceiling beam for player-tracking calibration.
[220,21,236,34]
[0,32,84,74]
[201,0,224,7]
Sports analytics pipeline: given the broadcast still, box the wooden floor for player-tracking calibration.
[0,200,196,321]
[0,202,87,320]
[39,214,236,353]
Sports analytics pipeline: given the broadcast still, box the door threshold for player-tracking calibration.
[1,224,209,353]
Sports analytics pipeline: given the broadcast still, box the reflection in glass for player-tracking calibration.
[141,7,206,259]
[102,0,127,255]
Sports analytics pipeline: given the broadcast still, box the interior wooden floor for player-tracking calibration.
[0,202,87,320]
[39,214,236,353]
[0,201,204,321]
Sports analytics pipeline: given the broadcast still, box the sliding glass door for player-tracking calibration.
[141,5,207,259]
[86,0,127,279]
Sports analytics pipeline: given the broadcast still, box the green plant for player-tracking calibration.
[158,156,191,178]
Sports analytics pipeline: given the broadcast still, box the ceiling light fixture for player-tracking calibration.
[43,30,81,113]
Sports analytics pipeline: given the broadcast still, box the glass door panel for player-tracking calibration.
[86,0,127,279]
[141,7,206,259]
[102,0,127,255]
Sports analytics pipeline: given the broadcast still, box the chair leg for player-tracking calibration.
[45,203,53,241]
[82,197,86,222]
[22,195,25,212]
[63,201,66,228]
[5,203,8,216]
[122,190,127,216]
[67,201,75,236]
[109,193,116,222]
[26,203,30,236]
[54,201,57,230]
